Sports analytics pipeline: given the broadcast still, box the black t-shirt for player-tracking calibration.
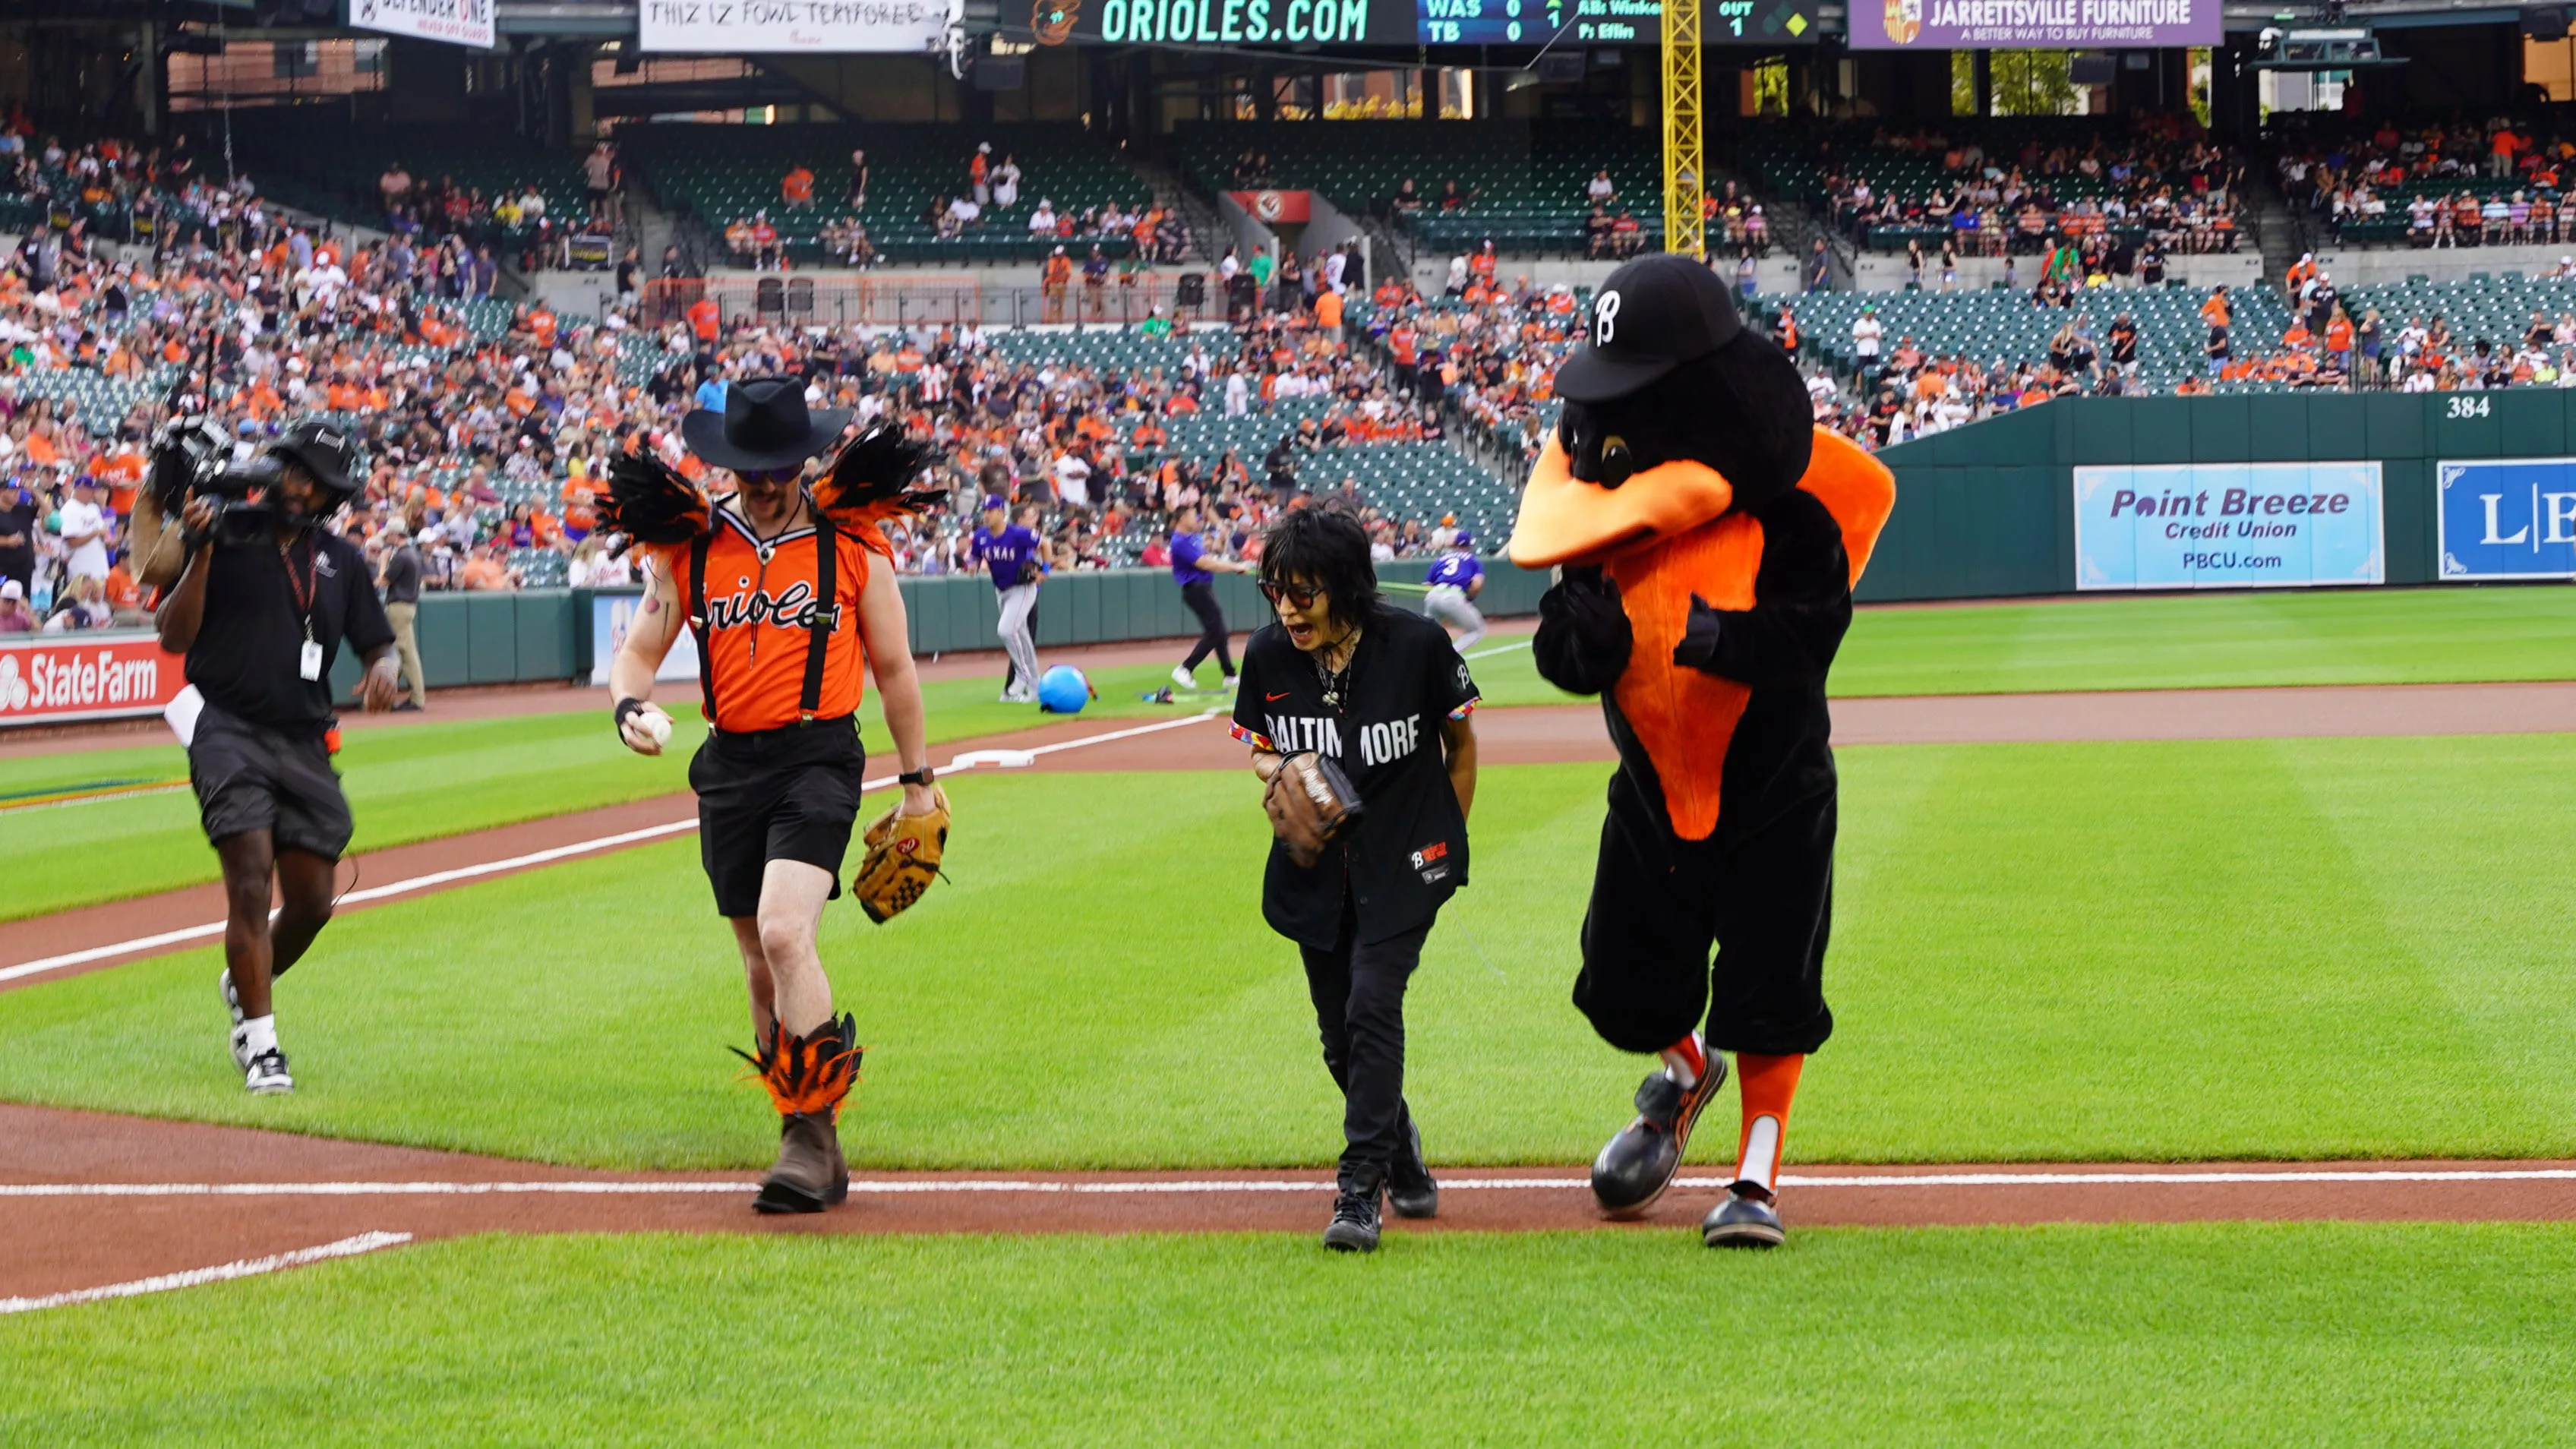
[187,526,395,734]
[1231,606,1478,948]
[381,544,423,605]
[0,497,36,579]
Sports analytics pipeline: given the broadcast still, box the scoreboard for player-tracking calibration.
[1044,0,1815,46]
[1419,0,1817,43]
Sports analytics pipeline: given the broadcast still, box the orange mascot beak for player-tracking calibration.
[1507,432,1737,570]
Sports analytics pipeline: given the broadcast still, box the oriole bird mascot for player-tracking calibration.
[1511,254,1895,1249]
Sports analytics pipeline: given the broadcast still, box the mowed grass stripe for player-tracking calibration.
[3,741,2574,1170]
[7,1226,2576,1442]
[0,663,1216,923]
[8,586,2572,920]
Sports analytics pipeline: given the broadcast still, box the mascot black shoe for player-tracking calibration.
[1511,254,1895,1244]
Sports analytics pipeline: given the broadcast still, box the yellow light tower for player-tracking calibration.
[1662,0,1705,259]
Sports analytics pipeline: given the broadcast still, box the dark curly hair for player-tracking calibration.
[1258,503,1380,624]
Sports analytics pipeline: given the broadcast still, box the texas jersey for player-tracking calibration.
[1425,552,1483,590]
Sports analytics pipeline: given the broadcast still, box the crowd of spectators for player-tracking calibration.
[1823,118,2249,257]
[0,130,1504,626]
[366,138,620,276]
[2279,114,2576,247]
[726,140,1194,271]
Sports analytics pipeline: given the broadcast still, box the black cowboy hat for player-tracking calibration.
[680,376,852,473]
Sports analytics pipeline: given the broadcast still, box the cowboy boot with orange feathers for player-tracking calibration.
[734,1013,860,1214]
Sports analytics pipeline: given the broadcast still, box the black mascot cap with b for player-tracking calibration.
[1546,253,1814,522]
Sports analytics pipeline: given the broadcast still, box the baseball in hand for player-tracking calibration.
[638,709,673,747]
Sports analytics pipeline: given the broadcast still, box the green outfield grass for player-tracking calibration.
[0,665,1212,921]
[1462,583,2576,706]
[6,1225,2574,1443]
[4,734,2572,1169]
[8,586,2568,919]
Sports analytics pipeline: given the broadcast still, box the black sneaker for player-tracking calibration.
[1387,1116,1438,1220]
[1590,1052,1727,1220]
[1701,1179,1786,1249]
[1322,1167,1384,1253]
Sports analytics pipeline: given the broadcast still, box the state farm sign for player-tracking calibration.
[0,633,188,727]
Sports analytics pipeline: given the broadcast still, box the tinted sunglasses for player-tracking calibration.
[1258,580,1323,610]
[737,465,805,485]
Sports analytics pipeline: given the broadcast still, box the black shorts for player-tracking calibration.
[188,706,355,860]
[688,717,867,918]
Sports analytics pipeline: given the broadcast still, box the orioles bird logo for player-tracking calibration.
[1033,0,1079,45]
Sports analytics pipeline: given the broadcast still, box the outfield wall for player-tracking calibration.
[1864,391,2576,600]
[302,557,1555,702]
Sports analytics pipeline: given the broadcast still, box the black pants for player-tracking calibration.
[1573,766,1836,1058]
[1298,901,1431,1176]
[1179,579,1234,677]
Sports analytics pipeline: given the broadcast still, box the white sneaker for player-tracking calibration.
[242,1046,293,1095]
[1172,665,1196,690]
[1217,675,1239,692]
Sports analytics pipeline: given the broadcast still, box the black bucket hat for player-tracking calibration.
[271,417,361,499]
[680,376,853,473]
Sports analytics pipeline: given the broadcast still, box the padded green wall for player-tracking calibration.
[1861,392,2566,600]
[331,560,1552,692]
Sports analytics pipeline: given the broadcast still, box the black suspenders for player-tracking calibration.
[691,509,841,733]
[800,515,836,723]
[687,532,718,732]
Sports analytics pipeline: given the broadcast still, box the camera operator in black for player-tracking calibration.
[1230,507,1480,1253]
[154,418,401,1095]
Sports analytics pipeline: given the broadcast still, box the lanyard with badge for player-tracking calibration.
[282,530,324,680]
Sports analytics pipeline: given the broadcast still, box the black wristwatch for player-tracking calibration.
[897,767,936,787]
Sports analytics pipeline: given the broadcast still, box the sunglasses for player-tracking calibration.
[1258,581,1324,610]
[737,465,804,485]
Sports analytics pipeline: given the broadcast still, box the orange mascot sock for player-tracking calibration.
[1732,1053,1804,1200]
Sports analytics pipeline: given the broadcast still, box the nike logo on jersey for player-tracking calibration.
[1266,691,1291,702]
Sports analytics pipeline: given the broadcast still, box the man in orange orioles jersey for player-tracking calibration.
[603,377,950,1214]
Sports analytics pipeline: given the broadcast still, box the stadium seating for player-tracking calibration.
[1768,285,2295,393]
[1172,120,1664,255]
[228,116,593,251]
[615,122,1155,267]
[982,330,1518,544]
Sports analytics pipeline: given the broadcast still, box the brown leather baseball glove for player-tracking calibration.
[850,791,949,923]
[1264,752,1365,869]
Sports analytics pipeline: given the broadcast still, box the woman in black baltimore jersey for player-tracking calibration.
[1229,507,1481,1253]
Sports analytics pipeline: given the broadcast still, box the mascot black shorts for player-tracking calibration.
[1573,766,1835,1058]
[188,706,355,861]
[689,718,866,918]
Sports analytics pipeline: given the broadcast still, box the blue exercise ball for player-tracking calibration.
[1037,665,1091,715]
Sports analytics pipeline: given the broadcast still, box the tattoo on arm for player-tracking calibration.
[641,594,658,614]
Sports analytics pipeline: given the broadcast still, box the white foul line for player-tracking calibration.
[0,1230,413,1316]
[4,1166,2574,1201]
[1461,639,1533,661]
[0,710,1228,987]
